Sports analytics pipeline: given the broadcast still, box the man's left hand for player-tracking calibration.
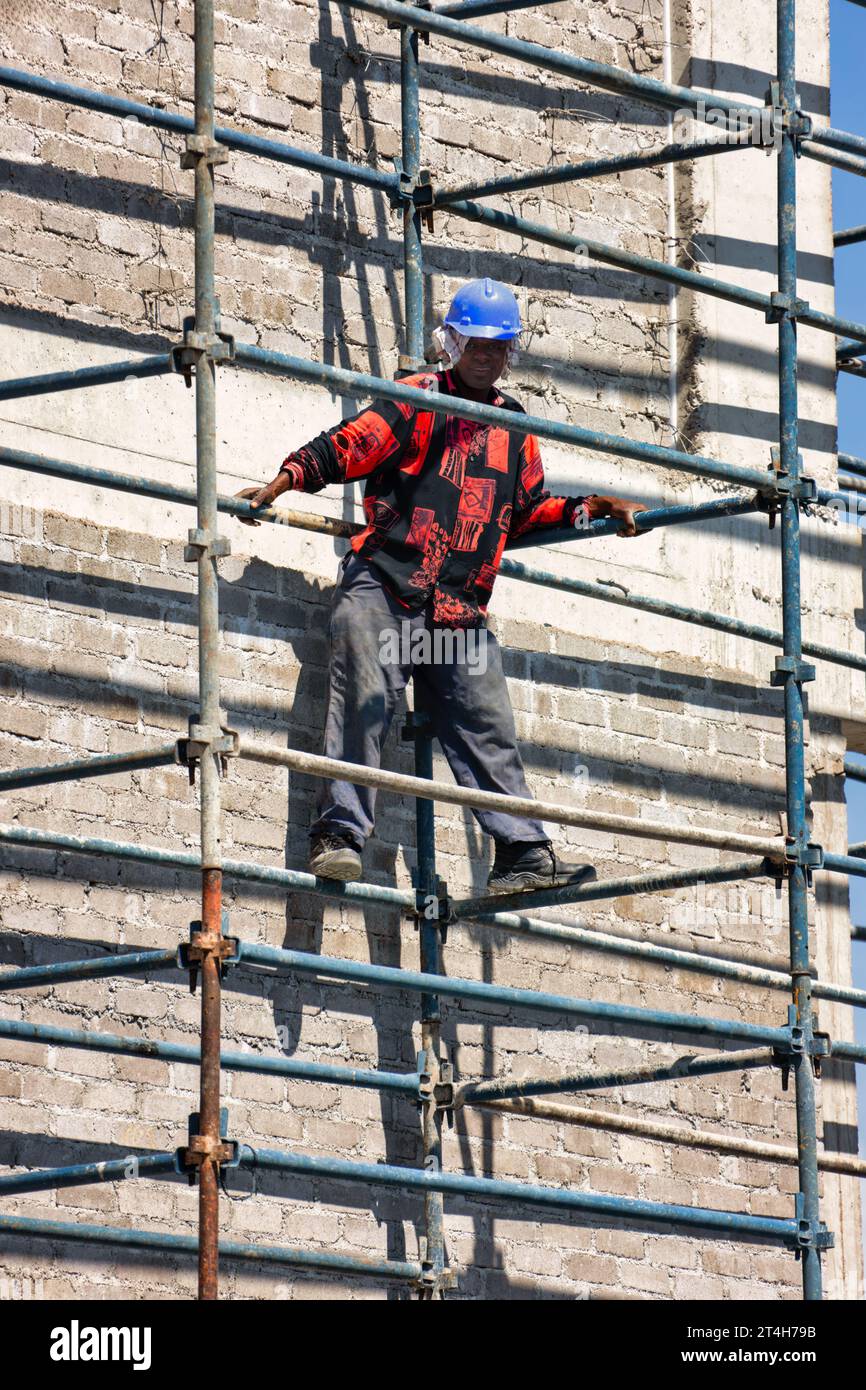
[585,495,649,537]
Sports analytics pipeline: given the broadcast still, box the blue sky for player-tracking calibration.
[830,0,866,1254]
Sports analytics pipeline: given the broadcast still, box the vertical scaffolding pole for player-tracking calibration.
[188,0,227,1302]
[399,4,447,1297]
[400,12,424,369]
[776,0,823,1301]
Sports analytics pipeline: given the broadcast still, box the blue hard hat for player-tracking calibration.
[443,278,522,340]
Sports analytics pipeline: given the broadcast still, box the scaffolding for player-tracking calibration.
[1,0,866,1302]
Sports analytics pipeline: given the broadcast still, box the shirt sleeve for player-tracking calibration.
[508,432,587,540]
[279,394,418,494]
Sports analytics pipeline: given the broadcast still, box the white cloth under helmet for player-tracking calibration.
[430,323,520,375]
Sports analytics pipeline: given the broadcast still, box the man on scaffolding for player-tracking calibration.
[238,278,646,893]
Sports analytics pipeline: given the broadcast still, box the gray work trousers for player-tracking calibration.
[310,550,549,851]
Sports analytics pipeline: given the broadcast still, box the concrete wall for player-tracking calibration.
[0,0,861,1299]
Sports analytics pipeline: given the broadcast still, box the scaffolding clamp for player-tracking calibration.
[173,313,236,387]
[176,1109,239,1185]
[771,654,816,686]
[389,159,435,230]
[774,1006,831,1087]
[179,911,239,993]
[415,1246,457,1298]
[180,132,229,170]
[417,1047,455,1119]
[765,290,810,325]
[756,447,817,526]
[184,526,231,562]
[409,873,454,938]
[788,1195,834,1254]
[766,83,813,150]
[179,721,240,784]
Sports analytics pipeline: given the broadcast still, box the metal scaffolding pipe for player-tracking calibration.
[0,1213,423,1281]
[472,1096,866,1178]
[0,948,178,992]
[236,737,787,859]
[232,342,771,489]
[0,1015,421,1094]
[499,553,866,674]
[775,0,822,1299]
[444,197,866,348]
[844,756,866,782]
[460,898,866,1010]
[237,940,795,1047]
[0,743,180,793]
[455,1049,775,1104]
[435,133,753,207]
[0,1152,177,1197]
[0,65,398,194]
[0,354,177,403]
[835,225,866,247]
[2,441,862,675]
[240,1144,801,1243]
[838,453,866,478]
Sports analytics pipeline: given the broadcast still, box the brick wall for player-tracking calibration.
[0,0,861,1300]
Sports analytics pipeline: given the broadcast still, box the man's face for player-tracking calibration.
[455,336,509,392]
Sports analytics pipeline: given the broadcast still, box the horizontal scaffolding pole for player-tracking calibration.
[0,1152,177,1197]
[844,756,866,782]
[4,814,864,986]
[837,473,866,495]
[455,1049,775,1103]
[344,0,862,181]
[0,1016,421,1095]
[507,494,762,550]
[0,1212,423,1282]
[437,0,562,16]
[802,139,866,178]
[238,940,795,1047]
[499,554,866,675]
[452,860,773,919]
[240,1143,800,1242]
[435,133,753,206]
[474,1096,866,1178]
[0,66,398,194]
[444,198,866,348]
[834,225,866,248]
[1,441,860,676]
[236,738,788,860]
[461,899,866,1009]
[838,453,866,478]
[0,354,177,403]
[848,841,866,858]
[232,342,771,489]
[0,948,178,992]
[0,820,417,911]
[0,742,180,793]
[823,852,866,881]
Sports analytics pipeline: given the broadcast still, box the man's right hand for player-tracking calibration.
[234,476,291,527]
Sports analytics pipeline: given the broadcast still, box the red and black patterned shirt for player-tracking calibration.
[280,367,588,627]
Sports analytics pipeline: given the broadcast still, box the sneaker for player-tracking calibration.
[486,840,597,896]
[308,831,363,882]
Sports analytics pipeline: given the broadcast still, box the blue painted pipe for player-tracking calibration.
[233,342,770,489]
[0,354,177,403]
[0,1152,177,1196]
[240,1145,800,1243]
[0,1016,420,1094]
[237,940,794,1047]
[446,198,866,349]
[0,1213,422,1280]
[0,948,179,991]
[0,65,398,194]
[0,743,179,792]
